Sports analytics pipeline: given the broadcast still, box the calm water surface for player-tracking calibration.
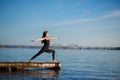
[0,48,120,80]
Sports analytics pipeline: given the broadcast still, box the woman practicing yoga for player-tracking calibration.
[29,31,59,62]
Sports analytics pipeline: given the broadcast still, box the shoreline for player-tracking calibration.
[0,45,120,50]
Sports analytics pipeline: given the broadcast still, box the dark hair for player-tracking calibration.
[41,31,48,43]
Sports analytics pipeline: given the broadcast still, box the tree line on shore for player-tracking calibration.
[0,45,120,50]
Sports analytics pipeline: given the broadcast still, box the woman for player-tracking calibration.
[29,31,59,62]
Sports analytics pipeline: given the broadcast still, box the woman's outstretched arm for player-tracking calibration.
[48,37,60,40]
[31,37,60,42]
[31,38,45,42]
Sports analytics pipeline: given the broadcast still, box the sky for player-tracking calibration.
[0,0,120,47]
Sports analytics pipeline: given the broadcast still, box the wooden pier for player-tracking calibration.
[0,62,61,71]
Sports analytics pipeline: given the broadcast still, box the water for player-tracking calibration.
[0,48,120,80]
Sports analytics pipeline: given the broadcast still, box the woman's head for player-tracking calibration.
[41,31,48,43]
[42,31,49,38]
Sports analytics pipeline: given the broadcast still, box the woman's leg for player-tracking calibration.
[30,49,44,61]
[46,49,55,60]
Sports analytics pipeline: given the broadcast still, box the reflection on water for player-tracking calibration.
[0,68,60,80]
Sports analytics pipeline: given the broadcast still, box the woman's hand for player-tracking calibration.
[31,40,35,42]
[57,37,60,39]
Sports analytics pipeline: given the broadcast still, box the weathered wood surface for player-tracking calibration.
[0,62,61,69]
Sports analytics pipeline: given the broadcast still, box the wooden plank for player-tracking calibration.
[0,62,61,69]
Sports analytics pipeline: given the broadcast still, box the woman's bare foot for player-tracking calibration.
[29,60,32,62]
[52,60,57,62]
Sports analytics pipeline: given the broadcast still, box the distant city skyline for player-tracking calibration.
[0,0,120,47]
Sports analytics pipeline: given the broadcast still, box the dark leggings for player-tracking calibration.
[30,48,55,60]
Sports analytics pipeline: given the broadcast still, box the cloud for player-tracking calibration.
[101,10,120,19]
[45,10,120,27]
